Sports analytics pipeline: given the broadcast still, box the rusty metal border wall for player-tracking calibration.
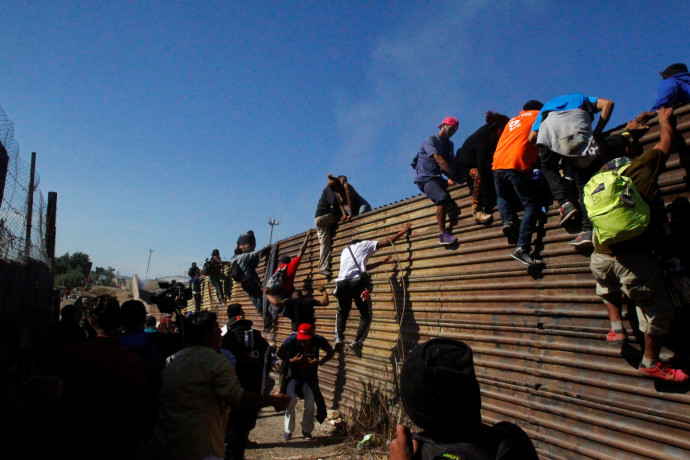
[212,106,690,459]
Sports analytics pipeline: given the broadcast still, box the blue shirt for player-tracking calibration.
[652,72,690,111]
[531,94,599,131]
[413,134,454,183]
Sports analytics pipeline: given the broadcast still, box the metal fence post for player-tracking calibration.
[0,140,7,206]
[46,192,57,263]
[23,152,36,261]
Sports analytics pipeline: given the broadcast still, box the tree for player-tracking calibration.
[54,252,71,274]
[54,269,85,289]
[70,252,92,278]
[54,251,92,277]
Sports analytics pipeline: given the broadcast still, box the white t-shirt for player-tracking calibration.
[335,240,378,282]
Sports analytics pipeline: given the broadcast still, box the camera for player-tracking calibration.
[150,282,193,313]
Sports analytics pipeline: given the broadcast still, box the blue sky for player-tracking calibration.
[2,1,688,279]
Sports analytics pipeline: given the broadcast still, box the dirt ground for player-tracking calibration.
[244,401,384,460]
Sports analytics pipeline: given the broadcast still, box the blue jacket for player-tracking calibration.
[652,72,690,111]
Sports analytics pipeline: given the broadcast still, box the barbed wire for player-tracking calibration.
[0,104,48,264]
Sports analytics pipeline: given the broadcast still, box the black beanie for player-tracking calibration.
[523,100,544,111]
[401,338,481,436]
[661,63,687,77]
[237,230,256,247]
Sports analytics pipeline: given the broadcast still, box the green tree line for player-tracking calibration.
[53,252,117,288]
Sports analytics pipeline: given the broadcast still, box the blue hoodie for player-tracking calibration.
[652,72,690,111]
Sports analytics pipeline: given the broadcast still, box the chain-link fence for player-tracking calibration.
[0,104,48,263]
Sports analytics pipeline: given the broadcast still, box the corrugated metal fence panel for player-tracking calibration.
[235,105,690,459]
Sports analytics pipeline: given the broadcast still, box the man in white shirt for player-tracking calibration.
[333,222,411,357]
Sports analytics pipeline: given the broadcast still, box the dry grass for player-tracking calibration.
[338,378,411,459]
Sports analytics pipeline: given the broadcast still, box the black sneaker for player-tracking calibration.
[558,202,579,226]
[348,341,363,358]
[502,223,518,246]
[510,247,534,266]
[302,431,313,439]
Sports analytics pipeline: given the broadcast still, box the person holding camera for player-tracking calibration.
[333,222,411,357]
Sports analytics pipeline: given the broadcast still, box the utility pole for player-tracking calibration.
[146,249,153,279]
[267,218,280,245]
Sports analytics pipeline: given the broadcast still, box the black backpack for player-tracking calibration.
[417,422,538,460]
[231,261,244,282]
[265,265,288,294]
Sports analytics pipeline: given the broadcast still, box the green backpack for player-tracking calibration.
[584,163,650,245]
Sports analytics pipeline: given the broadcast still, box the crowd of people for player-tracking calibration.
[22,62,690,459]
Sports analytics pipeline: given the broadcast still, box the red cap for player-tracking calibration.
[296,323,314,340]
[438,116,459,129]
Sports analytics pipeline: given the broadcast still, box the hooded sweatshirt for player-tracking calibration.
[652,72,690,111]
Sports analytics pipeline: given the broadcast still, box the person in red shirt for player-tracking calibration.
[271,229,313,299]
[492,100,544,266]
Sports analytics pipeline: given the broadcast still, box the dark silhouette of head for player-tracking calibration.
[523,100,544,111]
[485,111,510,132]
[84,295,122,337]
[185,310,219,347]
[401,338,481,439]
[121,300,147,333]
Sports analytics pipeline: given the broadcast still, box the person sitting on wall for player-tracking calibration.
[412,116,460,245]
[314,175,350,277]
[651,62,690,111]
[390,338,538,460]
[328,174,372,217]
[450,111,510,224]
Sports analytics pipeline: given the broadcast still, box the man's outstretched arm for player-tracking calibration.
[593,98,614,135]
[376,222,412,249]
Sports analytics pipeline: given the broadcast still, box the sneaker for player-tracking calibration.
[502,223,518,246]
[439,232,457,245]
[510,247,534,266]
[606,329,627,344]
[302,432,312,439]
[638,362,689,382]
[348,341,363,358]
[334,338,344,352]
[558,202,579,226]
[316,269,332,277]
[569,230,593,247]
[282,432,292,441]
[474,210,493,224]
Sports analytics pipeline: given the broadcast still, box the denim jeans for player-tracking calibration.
[494,169,540,250]
[539,149,600,232]
[335,278,372,343]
